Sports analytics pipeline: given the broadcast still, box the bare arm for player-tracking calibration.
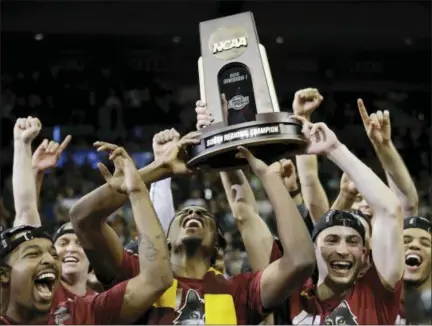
[70,132,199,282]
[357,101,417,216]
[12,118,42,227]
[377,142,418,216]
[34,170,44,203]
[328,144,404,289]
[118,189,173,323]
[149,177,176,234]
[239,147,316,310]
[296,154,330,221]
[94,147,172,324]
[70,158,170,279]
[331,173,358,211]
[13,142,40,226]
[331,191,356,210]
[220,170,273,271]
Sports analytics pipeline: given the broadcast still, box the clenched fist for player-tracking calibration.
[14,117,41,144]
[152,128,180,161]
[292,88,323,119]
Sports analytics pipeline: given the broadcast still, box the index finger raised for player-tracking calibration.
[357,99,370,124]
[58,135,72,152]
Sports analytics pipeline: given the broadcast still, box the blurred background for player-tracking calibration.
[0,1,430,275]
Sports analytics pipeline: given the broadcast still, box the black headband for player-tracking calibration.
[404,216,432,233]
[312,210,366,245]
[52,223,75,244]
[0,225,53,261]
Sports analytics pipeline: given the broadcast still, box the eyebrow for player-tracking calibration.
[22,244,55,253]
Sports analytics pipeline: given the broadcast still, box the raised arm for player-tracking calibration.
[195,98,274,271]
[238,146,316,310]
[32,136,72,203]
[149,129,180,233]
[69,131,199,281]
[97,146,173,323]
[331,173,358,210]
[294,115,404,289]
[12,117,42,227]
[358,99,418,216]
[293,89,329,222]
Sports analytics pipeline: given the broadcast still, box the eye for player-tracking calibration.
[25,252,40,258]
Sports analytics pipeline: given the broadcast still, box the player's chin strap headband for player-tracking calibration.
[404,216,432,233]
[312,209,366,245]
[0,225,52,261]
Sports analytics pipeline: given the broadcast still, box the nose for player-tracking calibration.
[65,242,79,253]
[335,241,350,256]
[41,251,56,264]
[408,240,421,251]
[187,208,203,217]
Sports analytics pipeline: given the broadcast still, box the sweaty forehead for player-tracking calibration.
[404,228,431,240]
[318,225,362,240]
[55,232,78,243]
[8,238,54,263]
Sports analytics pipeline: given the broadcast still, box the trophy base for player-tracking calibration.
[187,113,307,171]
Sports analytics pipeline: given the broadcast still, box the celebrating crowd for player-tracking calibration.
[0,88,430,325]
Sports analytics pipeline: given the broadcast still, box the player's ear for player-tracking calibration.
[0,265,11,285]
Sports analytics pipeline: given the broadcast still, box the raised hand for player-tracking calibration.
[158,131,201,175]
[292,88,323,119]
[97,146,145,195]
[340,172,358,197]
[14,116,42,144]
[94,141,124,191]
[236,146,268,177]
[32,135,72,171]
[195,94,228,130]
[152,128,180,161]
[357,99,391,146]
[291,115,340,155]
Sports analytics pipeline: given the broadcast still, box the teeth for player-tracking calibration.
[185,219,203,228]
[64,257,79,263]
[37,272,56,281]
[405,254,421,266]
[331,261,352,269]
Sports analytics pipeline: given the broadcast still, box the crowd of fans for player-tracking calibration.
[0,33,430,324]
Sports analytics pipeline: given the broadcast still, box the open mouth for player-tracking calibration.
[63,256,79,264]
[182,217,204,229]
[33,271,57,300]
[330,260,353,272]
[405,253,422,268]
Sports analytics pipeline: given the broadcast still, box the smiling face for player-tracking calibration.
[7,237,61,313]
[167,206,217,252]
[316,226,366,287]
[54,233,90,278]
[403,228,431,285]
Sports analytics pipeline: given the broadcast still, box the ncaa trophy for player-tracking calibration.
[187,12,307,170]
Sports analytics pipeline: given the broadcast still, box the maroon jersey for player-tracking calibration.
[395,303,406,325]
[115,250,268,325]
[267,240,402,325]
[0,281,127,325]
[290,265,402,325]
[54,281,96,304]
